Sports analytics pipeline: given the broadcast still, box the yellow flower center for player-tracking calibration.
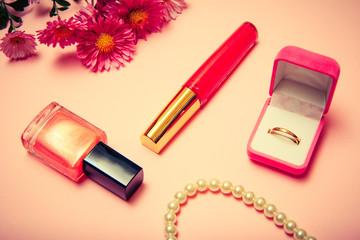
[129,9,148,28]
[54,26,74,39]
[10,36,25,45]
[96,33,115,54]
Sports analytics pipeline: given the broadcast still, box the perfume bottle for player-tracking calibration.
[21,102,143,200]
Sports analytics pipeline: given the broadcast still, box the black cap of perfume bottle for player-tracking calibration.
[83,141,143,200]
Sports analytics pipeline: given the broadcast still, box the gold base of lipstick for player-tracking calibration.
[140,87,200,153]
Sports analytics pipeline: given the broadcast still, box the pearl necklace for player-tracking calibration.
[164,179,316,240]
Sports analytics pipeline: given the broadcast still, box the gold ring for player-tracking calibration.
[267,127,301,145]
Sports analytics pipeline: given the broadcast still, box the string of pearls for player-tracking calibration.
[164,179,316,240]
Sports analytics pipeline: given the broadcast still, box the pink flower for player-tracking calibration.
[76,16,136,72]
[104,0,166,42]
[37,17,80,49]
[0,31,37,60]
[96,0,116,13]
[161,0,187,21]
[74,3,100,29]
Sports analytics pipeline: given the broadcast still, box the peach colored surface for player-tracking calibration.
[1,0,360,239]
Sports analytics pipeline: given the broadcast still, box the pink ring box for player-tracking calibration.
[247,46,340,175]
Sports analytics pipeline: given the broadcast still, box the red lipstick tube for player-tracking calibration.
[141,22,258,153]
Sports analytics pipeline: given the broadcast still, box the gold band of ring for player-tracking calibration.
[267,127,301,145]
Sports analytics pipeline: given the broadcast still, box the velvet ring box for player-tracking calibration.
[247,46,340,175]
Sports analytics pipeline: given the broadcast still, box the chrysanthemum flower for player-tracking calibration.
[37,17,80,49]
[76,16,136,72]
[161,0,187,21]
[104,0,166,42]
[74,3,100,29]
[96,0,116,13]
[0,31,37,60]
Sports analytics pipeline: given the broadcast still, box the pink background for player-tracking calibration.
[1,0,360,239]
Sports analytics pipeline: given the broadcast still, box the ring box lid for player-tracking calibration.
[269,46,340,115]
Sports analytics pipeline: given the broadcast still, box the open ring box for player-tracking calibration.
[247,46,340,175]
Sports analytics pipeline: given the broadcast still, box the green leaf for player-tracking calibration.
[0,14,9,30]
[0,6,9,30]
[9,13,22,23]
[7,0,29,12]
[58,6,69,11]
[49,5,57,17]
[55,0,70,7]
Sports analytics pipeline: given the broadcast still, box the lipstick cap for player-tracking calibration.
[83,142,143,200]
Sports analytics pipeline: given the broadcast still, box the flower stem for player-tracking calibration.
[50,0,60,17]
